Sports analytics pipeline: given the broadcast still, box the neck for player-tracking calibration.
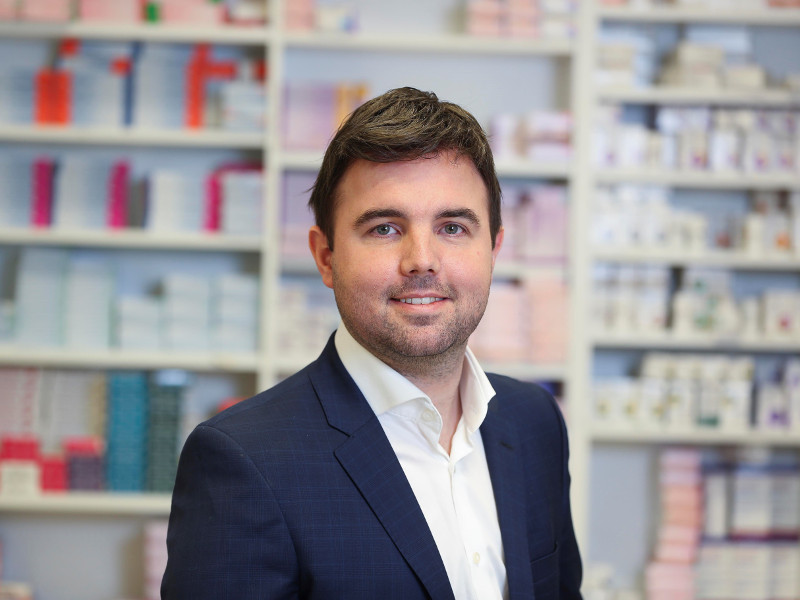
[387,346,466,455]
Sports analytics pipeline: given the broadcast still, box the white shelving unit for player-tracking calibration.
[1,1,799,598]
[582,2,800,592]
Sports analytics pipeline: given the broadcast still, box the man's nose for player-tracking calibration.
[399,230,440,276]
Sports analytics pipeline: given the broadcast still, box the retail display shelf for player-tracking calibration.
[495,159,571,179]
[280,151,324,171]
[596,86,800,107]
[482,361,568,381]
[0,493,172,515]
[493,261,568,280]
[596,5,800,26]
[590,427,800,447]
[0,21,272,44]
[0,228,262,252]
[0,125,265,149]
[283,31,574,56]
[280,153,572,180]
[592,247,800,271]
[595,169,800,190]
[0,348,260,372]
[592,333,800,353]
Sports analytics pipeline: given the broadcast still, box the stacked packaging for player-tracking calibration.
[106,372,148,492]
[280,171,317,259]
[53,158,130,230]
[470,274,569,365]
[645,448,702,600]
[66,436,104,490]
[500,185,569,263]
[116,297,162,350]
[15,248,69,348]
[212,274,259,352]
[147,170,206,232]
[219,170,263,235]
[490,111,573,164]
[284,0,358,32]
[58,41,132,128]
[147,372,184,492]
[282,82,368,151]
[276,281,339,360]
[78,0,141,22]
[143,520,170,600]
[0,156,34,227]
[162,274,212,352]
[133,44,193,130]
[464,0,578,39]
[63,261,113,350]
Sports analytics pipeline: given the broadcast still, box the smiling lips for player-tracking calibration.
[397,297,445,305]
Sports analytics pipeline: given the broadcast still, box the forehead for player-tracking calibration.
[334,153,489,220]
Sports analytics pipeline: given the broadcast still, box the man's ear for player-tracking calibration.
[491,226,504,269]
[309,226,334,289]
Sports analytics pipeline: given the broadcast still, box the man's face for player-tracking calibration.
[309,151,503,368]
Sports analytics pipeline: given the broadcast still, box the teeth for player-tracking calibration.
[399,297,443,305]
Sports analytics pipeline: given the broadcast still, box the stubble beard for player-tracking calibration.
[333,273,490,380]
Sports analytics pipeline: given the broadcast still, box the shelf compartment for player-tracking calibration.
[595,169,800,190]
[0,492,172,515]
[283,31,574,56]
[0,228,262,252]
[592,247,800,271]
[596,86,800,107]
[0,348,260,372]
[596,5,800,26]
[0,21,271,44]
[0,125,265,149]
[591,427,800,447]
[592,334,800,353]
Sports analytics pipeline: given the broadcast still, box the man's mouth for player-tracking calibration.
[397,297,445,305]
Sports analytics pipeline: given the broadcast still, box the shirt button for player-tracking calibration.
[472,552,481,565]
[422,409,436,422]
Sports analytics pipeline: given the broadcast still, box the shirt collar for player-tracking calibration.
[334,321,496,434]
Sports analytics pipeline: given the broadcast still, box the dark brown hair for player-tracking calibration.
[308,87,502,250]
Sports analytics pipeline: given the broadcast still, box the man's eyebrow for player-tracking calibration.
[436,208,481,226]
[353,208,407,229]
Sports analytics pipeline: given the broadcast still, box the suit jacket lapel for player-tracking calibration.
[481,400,535,600]
[308,337,455,600]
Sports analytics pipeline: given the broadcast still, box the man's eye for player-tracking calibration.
[374,224,396,235]
[443,223,464,235]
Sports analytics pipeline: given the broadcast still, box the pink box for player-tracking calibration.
[21,0,71,21]
[0,0,18,19]
[79,0,141,22]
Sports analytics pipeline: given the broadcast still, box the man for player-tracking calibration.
[162,87,583,599]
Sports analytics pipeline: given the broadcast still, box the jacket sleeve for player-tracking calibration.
[161,424,299,599]
[555,402,583,599]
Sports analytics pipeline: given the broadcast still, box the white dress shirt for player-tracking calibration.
[335,323,508,600]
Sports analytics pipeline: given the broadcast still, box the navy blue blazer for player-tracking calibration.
[162,335,583,599]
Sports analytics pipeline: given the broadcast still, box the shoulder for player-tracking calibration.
[484,372,567,447]
[486,373,562,420]
[200,362,326,443]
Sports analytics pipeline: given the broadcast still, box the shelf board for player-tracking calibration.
[495,159,571,179]
[0,125,265,149]
[0,228,262,252]
[0,492,172,515]
[595,169,800,190]
[596,86,800,107]
[0,21,271,44]
[280,150,324,171]
[592,247,800,271]
[592,333,800,353]
[591,427,800,447]
[482,361,568,381]
[0,347,260,372]
[596,5,800,25]
[283,31,573,56]
[279,153,572,180]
